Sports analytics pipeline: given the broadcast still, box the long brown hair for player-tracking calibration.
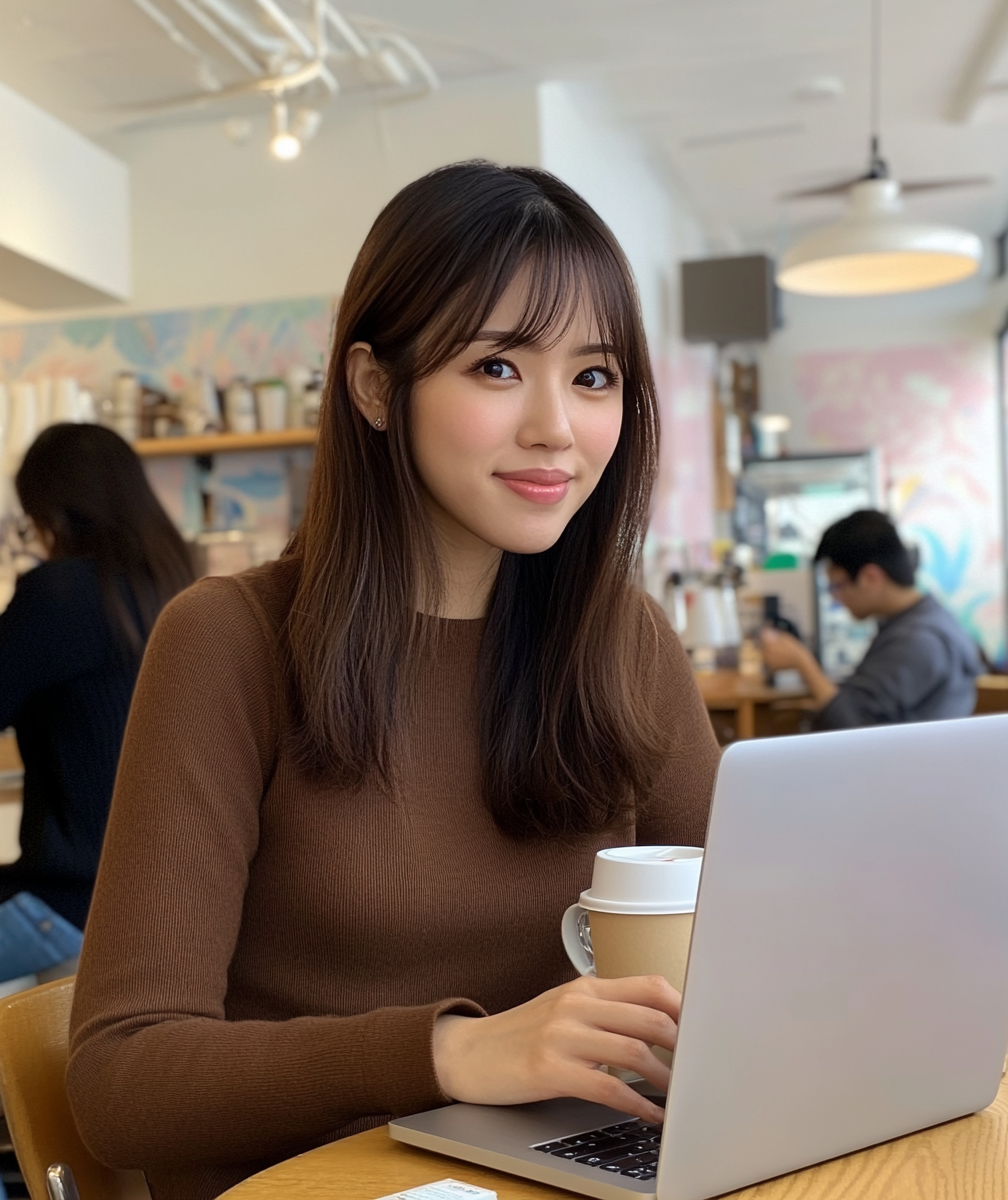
[288,161,666,837]
[16,423,195,654]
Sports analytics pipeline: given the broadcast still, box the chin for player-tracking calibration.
[488,523,568,556]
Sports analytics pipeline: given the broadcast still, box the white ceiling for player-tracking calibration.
[2,0,1008,252]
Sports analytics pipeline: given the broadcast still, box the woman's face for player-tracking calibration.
[408,280,624,558]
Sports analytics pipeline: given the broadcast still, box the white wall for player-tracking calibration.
[0,80,129,308]
[95,76,538,314]
[537,82,715,577]
[537,81,707,347]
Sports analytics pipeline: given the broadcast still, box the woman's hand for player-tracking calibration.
[432,974,680,1124]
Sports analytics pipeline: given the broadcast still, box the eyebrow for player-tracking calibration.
[472,330,617,358]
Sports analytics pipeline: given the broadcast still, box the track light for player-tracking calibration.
[269,100,301,161]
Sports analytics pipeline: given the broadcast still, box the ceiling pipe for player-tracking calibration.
[119,56,329,121]
[249,0,313,57]
[315,0,370,58]
[247,0,339,94]
[299,0,437,92]
[168,0,263,75]
[948,0,1008,121]
[194,0,289,59]
[121,0,438,126]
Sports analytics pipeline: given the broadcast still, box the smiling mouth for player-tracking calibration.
[494,468,573,505]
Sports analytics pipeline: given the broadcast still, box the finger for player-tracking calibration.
[575,998,678,1052]
[575,1030,672,1093]
[578,974,682,1020]
[576,1066,667,1125]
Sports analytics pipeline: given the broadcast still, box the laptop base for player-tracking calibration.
[390,1097,658,1199]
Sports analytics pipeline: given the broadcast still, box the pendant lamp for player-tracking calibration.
[777,0,983,297]
[777,177,983,296]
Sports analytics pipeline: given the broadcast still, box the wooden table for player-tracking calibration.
[220,1076,1008,1198]
[695,670,808,740]
[975,675,1008,715]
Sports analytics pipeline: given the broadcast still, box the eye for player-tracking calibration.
[480,358,518,380]
[575,367,615,390]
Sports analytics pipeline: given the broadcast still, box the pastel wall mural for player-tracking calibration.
[0,295,336,396]
[794,341,1004,662]
[0,297,334,562]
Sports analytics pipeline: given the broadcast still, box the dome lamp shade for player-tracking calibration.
[777,179,983,297]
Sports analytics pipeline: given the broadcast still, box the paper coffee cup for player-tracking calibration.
[562,846,702,1075]
[562,846,702,994]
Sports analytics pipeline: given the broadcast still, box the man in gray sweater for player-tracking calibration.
[761,510,980,729]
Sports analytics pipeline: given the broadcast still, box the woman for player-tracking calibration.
[67,163,721,1200]
[0,423,193,981]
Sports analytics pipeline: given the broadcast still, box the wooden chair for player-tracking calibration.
[0,979,149,1200]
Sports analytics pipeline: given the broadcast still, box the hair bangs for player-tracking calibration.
[408,197,639,382]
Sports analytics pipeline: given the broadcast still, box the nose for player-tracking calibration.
[515,371,573,452]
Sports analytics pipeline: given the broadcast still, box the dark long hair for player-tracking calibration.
[287,160,666,837]
[16,423,195,654]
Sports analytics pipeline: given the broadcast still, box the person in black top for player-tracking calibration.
[761,509,980,728]
[0,423,193,981]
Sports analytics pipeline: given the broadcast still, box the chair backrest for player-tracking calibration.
[0,979,149,1200]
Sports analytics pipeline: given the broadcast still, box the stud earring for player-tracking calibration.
[374,416,384,428]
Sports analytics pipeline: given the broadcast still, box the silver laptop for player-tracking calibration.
[390,715,1008,1200]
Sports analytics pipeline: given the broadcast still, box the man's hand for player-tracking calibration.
[760,627,839,708]
[759,627,806,671]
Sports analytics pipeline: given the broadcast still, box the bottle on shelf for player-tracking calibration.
[223,378,257,434]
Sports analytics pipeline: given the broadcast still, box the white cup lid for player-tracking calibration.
[578,845,703,915]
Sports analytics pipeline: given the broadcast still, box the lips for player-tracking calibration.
[494,468,573,505]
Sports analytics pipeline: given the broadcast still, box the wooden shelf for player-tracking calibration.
[134,429,317,457]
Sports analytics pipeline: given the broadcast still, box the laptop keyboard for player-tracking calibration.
[531,1118,662,1181]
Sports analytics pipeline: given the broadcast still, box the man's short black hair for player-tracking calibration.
[814,509,915,587]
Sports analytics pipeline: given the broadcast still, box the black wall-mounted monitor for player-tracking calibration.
[680,254,779,346]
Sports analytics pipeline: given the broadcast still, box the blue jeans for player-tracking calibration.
[0,892,83,984]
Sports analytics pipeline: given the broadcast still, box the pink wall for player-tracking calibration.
[649,345,716,567]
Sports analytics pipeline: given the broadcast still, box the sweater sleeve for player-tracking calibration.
[635,597,721,849]
[66,576,481,1173]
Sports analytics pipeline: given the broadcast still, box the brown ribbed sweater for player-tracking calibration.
[66,557,720,1200]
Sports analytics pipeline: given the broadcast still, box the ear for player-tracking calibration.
[346,342,388,430]
[857,563,887,588]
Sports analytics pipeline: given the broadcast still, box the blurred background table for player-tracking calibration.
[695,669,809,744]
[219,1074,1008,1199]
[974,675,1008,715]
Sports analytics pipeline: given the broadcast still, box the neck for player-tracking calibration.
[438,553,501,619]
[874,585,922,619]
[422,501,502,620]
